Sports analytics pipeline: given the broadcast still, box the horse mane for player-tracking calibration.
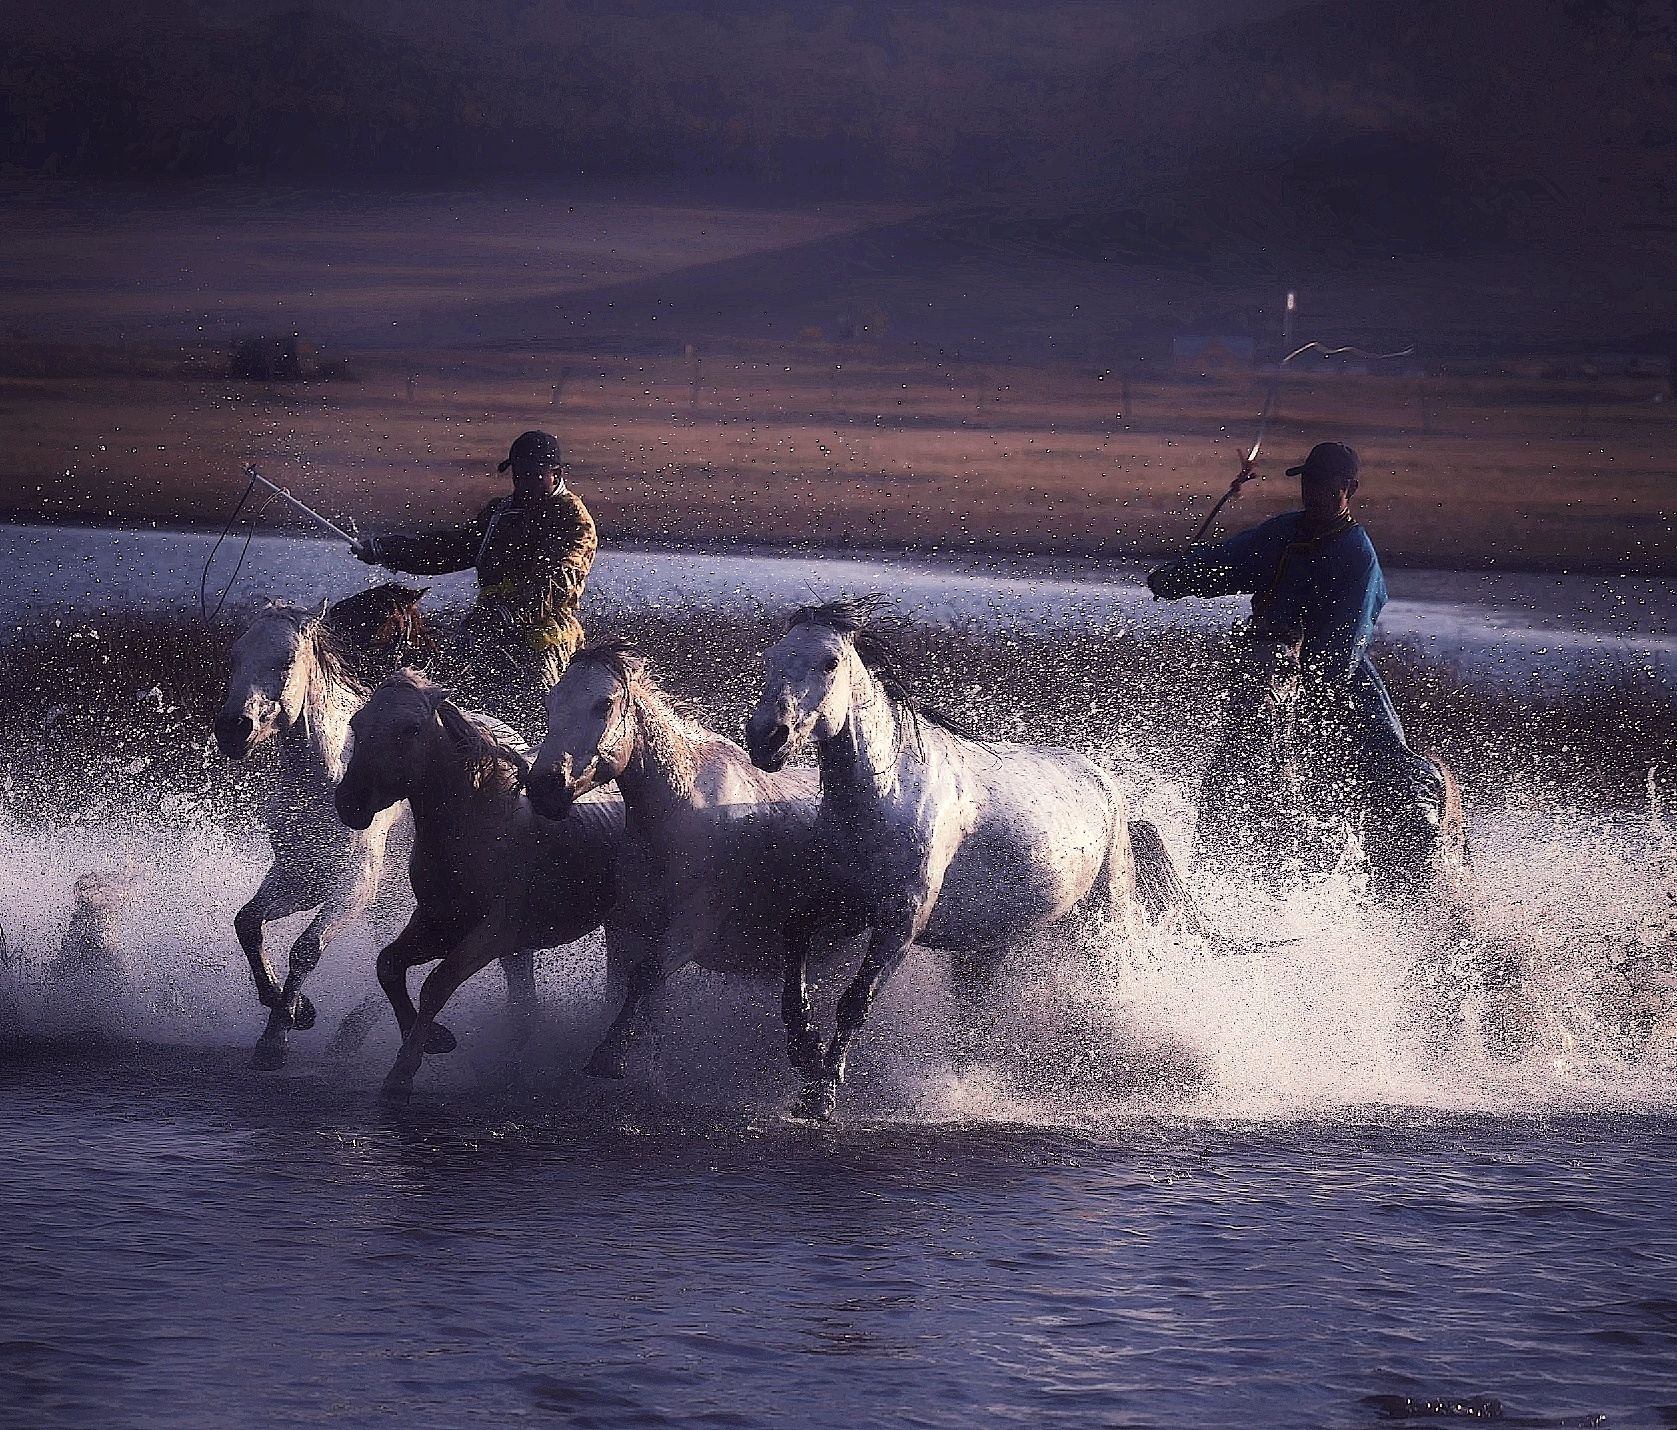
[256,600,361,697]
[569,639,709,789]
[568,639,646,690]
[788,596,992,746]
[376,668,528,794]
[323,584,431,685]
[789,594,891,635]
[254,586,428,723]
[435,697,530,794]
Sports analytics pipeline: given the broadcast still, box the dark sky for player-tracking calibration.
[4,0,1674,275]
[2,1,1665,196]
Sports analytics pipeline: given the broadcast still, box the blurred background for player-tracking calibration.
[1,0,1673,567]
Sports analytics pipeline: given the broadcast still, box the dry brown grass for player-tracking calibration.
[1,340,1671,571]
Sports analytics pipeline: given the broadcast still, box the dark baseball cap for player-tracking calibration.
[1287,441,1360,485]
[498,429,563,473]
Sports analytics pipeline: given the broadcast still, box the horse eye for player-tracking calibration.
[822,656,840,672]
[594,699,612,718]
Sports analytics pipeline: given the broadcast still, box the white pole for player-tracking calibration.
[244,466,358,544]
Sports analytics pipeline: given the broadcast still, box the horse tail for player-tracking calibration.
[1128,819,1278,956]
[1128,820,1192,924]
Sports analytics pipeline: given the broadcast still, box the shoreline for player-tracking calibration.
[3,510,1672,582]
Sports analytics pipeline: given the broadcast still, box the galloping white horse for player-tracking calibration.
[745,597,1185,1120]
[525,644,862,1084]
[336,670,624,1101]
[214,586,425,1068]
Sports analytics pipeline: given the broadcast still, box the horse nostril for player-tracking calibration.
[214,713,253,754]
[764,722,789,751]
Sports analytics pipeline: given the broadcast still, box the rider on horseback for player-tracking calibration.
[1146,441,1446,882]
[353,430,596,730]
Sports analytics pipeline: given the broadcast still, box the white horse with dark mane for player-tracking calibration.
[213,586,427,1068]
[525,644,863,1087]
[335,670,624,1101]
[744,597,1206,1119]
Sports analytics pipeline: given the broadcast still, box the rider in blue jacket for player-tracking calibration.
[1147,442,1443,862]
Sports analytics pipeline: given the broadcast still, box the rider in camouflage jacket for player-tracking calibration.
[355,430,596,726]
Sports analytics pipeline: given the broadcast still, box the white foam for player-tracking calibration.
[2,792,1672,1121]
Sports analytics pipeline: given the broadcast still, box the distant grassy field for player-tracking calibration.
[2,185,1671,572]
[0,339,1671,572]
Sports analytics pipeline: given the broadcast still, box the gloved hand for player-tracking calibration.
[350,536,381,565]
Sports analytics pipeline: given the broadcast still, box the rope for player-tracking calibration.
[199,472,276,624]
[1185,328,1416,547]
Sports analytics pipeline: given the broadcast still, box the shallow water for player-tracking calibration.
[2,796,1675,1426]
[4,521,1673,686]
[4,1048,1676,1429]
[3,521,1676,1425]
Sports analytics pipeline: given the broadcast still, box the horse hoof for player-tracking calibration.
[584,1045,629,1080]
[378,1079,413,1107]
[423,1023,457,1055]
[793,1080,838,1123]
[290,994,318,1032]
[250,1040,287,1072]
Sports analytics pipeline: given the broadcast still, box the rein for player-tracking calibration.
[201,471,278,623]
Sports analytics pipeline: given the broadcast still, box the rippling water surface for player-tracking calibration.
[3,1045,1675,1429]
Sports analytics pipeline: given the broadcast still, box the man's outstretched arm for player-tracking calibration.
[1146,520,1279,601]
[354,511,487,576]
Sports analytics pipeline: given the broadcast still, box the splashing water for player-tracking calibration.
[3,608,1675,1429]
[2,785,1670,1124]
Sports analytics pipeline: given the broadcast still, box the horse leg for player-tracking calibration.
[499,949,539,1019]
[781,919,826,1092]
[497,950,540,1073]
[584,915,714,1081]
[241,871,312,1071]
[809,918,917,1122]
[375,918,449,1048]
[381,915,510,1103]
[325,990,388,1061]
[253,901,340,1068]
[947,949,1004,1069]
[583,955,667,1080]
[285,852,387,1027]
[234,881,283,1009]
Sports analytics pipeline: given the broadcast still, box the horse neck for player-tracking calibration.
[615,685,703,826]
[817,653,910,805]
[276,636,360,785]
[405,728,497,838]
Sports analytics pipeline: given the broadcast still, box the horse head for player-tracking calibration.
[336,670,448,829]
[527,643,641,816]
[214,600,326,758]
[746,596,887,772]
